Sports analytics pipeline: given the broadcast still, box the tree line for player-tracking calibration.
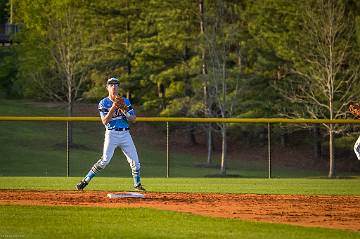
[1,0,360,177]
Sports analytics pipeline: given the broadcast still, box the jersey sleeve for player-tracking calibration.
[125,98,135,116]
[98,100,109,118]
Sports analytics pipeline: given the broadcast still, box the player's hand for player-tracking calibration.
[349,103,360,117]
[110,102,119,111]
[114,95,128,112]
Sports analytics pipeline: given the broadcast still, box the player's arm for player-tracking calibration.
[126,112,136,122]
[100,103,118,125]
[121,99,136,122]
[118,107,136,122]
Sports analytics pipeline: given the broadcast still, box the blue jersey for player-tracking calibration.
[98,96,135,130]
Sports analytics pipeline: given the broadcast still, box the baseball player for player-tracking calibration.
[349,103,360,160]
[349,102,360,160]
[354,136,360,160]
[76,77,145,191]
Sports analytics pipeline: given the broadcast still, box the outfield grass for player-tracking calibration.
[1,205,359,239]
[0,177,360,195]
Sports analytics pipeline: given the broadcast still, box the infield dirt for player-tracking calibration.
[0,190,359,232]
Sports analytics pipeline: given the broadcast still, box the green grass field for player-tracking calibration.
[0,177,360,239]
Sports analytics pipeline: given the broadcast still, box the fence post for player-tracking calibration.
[66,121,70,177]
[166,121,170,178]
[267,123,271,179]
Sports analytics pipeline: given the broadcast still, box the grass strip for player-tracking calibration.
[0,177,359,195]
[0,205,359,239]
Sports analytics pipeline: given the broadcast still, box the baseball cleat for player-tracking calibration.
[134,184,146,192]
[76,180,88,191]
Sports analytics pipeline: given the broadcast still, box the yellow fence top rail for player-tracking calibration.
[0,116,359,124]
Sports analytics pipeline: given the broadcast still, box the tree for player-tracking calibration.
[274,0,360,177]
[133,0,204,145]
[0,0,17,97]
[0,0,7,23]
[83,0,148,102]
[203,0,244,175]
[198,0,214,165]
[48,1,92,113]
[14,0,94,145]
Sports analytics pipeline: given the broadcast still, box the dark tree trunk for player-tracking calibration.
[313,125,322,160]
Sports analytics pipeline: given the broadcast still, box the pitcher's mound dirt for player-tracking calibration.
[1,190,359,231]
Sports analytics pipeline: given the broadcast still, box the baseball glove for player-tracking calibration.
[349,102,360,117]
[114,95,128,111]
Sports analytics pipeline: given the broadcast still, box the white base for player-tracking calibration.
[107,192,145,199]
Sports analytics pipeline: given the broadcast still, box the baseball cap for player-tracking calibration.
[107,77,119,85]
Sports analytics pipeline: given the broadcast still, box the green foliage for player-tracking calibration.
[0,0,8,24]
[10,0,95,102]
[0,0,359,119]
[246,0,360,119]
[0,47,18,97]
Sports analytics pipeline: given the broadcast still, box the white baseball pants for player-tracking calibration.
[354,135,360,160]
[98,130,140,178]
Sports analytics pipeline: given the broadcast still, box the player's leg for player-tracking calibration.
[354,135,360,160]
[76,131,116,190]
[84,131,117,181]
[119,131,144,191]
